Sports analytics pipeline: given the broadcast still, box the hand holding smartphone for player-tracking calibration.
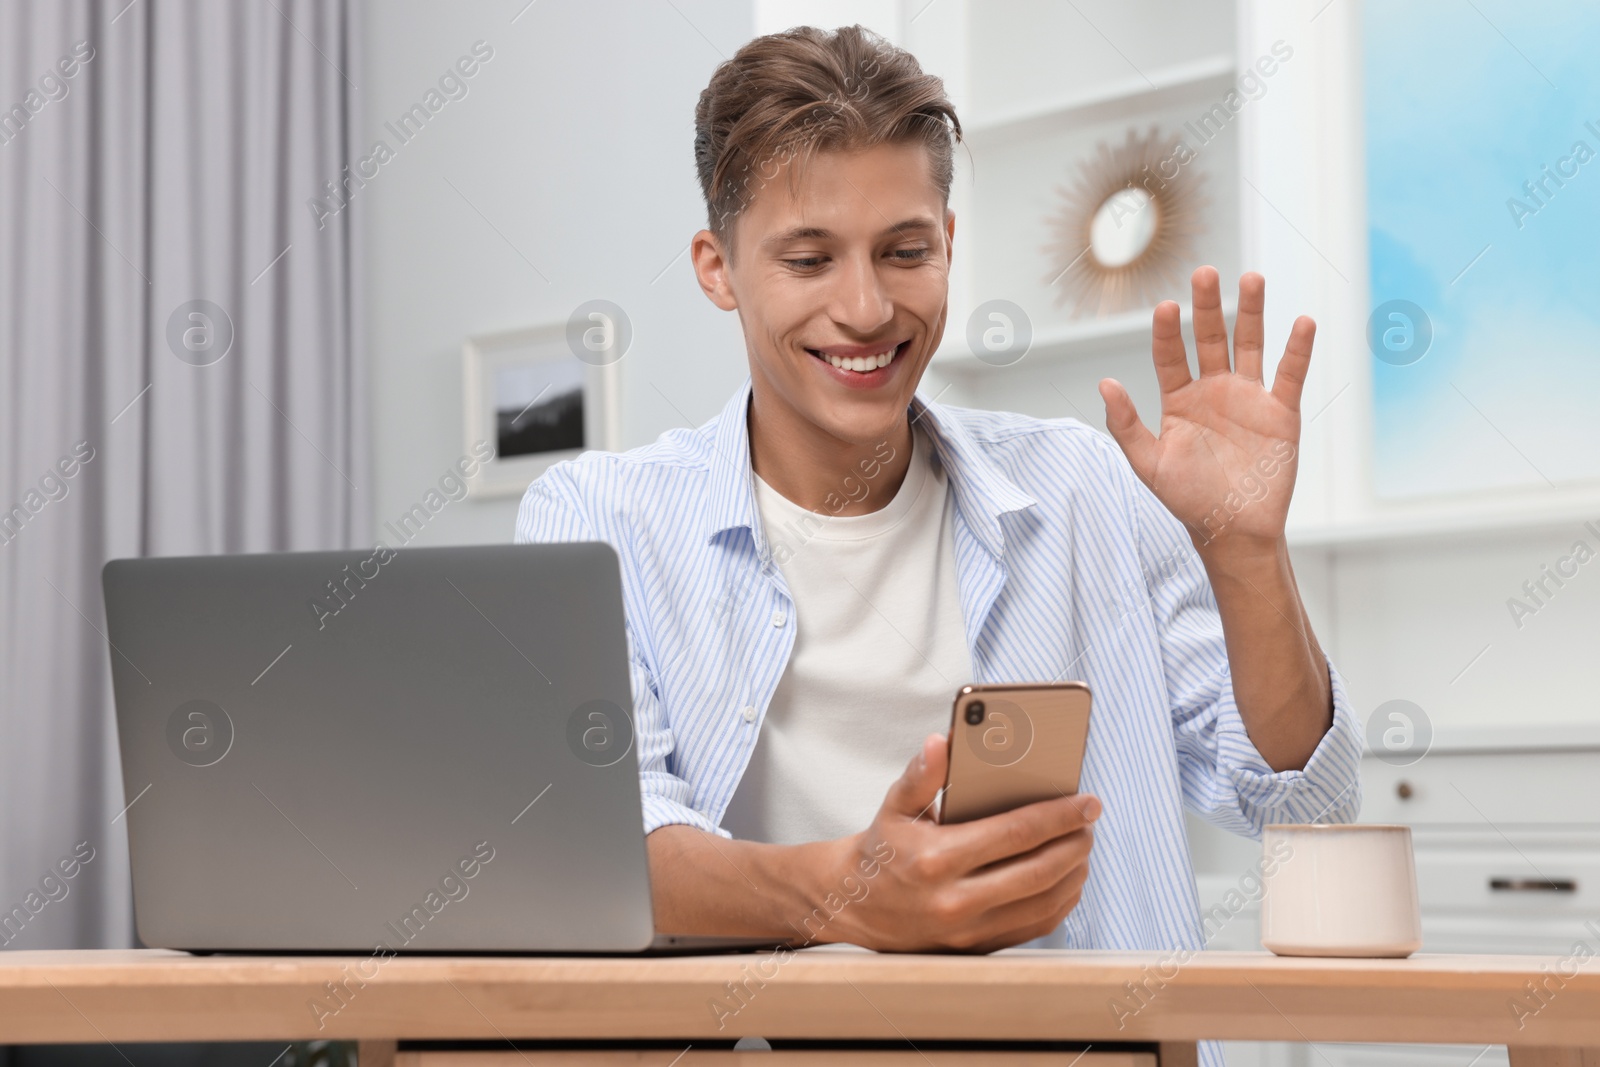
[939,681,1092,824]
[796,682,1097,951]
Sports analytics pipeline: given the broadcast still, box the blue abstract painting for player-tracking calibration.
[1364,0,1600,498]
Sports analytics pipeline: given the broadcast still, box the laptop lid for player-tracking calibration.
[102,542,655,953]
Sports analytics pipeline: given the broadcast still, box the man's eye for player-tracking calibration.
[783,248,928,271]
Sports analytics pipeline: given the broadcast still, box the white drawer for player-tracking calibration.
[1413,830,1600,915]
[1297,1045,1508,1067]
[1360,750,1600,826]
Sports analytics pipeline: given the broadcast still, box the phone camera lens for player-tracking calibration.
[964,701,985,726]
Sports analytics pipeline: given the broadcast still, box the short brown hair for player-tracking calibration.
[693,24,962,255]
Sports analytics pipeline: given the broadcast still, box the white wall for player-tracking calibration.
[363,0,751,548]
[755,0,901,41]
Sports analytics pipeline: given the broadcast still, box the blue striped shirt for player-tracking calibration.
[514,375,1362,959]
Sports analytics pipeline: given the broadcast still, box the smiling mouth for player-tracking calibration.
[805,340,910,373]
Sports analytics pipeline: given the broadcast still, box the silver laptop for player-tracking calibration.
[103,542,778,954]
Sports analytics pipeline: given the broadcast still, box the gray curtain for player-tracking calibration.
[0,0,367,949]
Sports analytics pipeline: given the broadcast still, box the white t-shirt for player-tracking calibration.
[720,424,973,845]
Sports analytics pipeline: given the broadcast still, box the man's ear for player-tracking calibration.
[691,228,738,311]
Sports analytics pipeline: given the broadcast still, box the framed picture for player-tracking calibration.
[462,322,621,498]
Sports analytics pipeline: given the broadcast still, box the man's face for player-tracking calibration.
[693,140,954,447]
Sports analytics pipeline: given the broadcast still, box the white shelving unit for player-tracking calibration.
[906,0,1244,438]
[961,53,1237,140]
[929,301,1238,366]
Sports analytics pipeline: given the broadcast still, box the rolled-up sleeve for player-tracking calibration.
[514,464,725,838]
[1171,648,1364,836]
[1121,453,1364,838]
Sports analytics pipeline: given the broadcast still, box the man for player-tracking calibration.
[515,25,1361,960]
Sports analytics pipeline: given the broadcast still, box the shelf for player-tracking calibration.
[1375,723,1600,755]
[1287,494,1600,550]
[1363,722,1600,755]
[931,300,1236,368]
[963,53,1237,142]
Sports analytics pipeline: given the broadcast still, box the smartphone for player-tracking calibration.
[938,681,1092,825]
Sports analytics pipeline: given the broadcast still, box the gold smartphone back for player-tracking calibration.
[939,682,1092,825]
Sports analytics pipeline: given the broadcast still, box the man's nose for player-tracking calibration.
[828,253,894,335]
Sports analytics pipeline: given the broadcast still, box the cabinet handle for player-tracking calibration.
[1489,877,1577,893]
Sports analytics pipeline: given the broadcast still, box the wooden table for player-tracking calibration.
[2,948,1597,1066]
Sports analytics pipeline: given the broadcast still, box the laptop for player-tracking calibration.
[102,542,782,955]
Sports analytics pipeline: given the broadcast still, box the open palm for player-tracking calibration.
[1097,267,1314,550]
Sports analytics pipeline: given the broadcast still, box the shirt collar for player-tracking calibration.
[703,375,1038,559]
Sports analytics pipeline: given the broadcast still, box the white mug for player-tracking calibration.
[1259,823,1422,958]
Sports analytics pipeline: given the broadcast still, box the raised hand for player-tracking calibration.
[1097,267,1314,554]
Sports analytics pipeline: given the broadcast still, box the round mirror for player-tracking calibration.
[1045,127,1204,316]
[1088,187,1158,268]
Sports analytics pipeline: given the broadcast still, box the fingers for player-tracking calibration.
[1270,315,1317,413]
[965,855,1093,952]
[938,833,1094,952]
[881,733,949,822]
[867,793,1100,953]
[962,819,1093,904]
[1233,272,1266,381]
[1149,300,1192,395]
[1190,265,1230,377]
[1098,379,1158,485]
[951,791,1102,873]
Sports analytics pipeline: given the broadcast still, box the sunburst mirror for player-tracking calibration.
[1042,126,1208,317]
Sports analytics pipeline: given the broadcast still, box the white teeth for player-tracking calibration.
[822,344,900,373]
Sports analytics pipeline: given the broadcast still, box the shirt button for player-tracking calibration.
[741,705,757,723]
[771,609,786,627]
